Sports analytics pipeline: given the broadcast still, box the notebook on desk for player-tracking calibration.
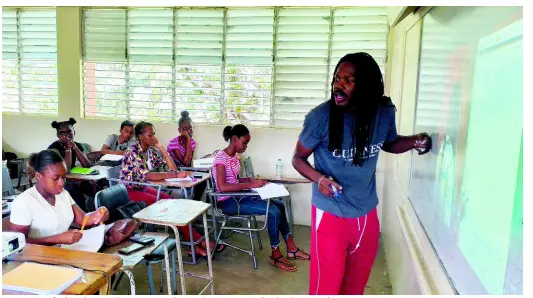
[2,262,83,294]
[70,167,99,175]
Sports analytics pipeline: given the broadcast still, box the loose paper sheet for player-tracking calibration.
[252,183,290,200]
[62,224,106,252]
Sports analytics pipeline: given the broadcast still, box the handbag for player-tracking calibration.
[104,219,138,246]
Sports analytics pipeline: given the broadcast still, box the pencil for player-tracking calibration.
[80,216,88,232]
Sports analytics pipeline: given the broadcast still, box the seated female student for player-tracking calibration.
[213,124,310,272]
[9,150,109,245]
[120,121,224,257]
[48,118,92,211]
[166,110,207,201]
[48,118,91,170]
[101,120,136,156]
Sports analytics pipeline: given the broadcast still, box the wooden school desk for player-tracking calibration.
[2,244,122,295]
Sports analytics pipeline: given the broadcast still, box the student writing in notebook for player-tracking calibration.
[100,120,136,156]
[166,110,207,201]
[9,150,109,245]
[120,121,224,257]
[213,124,310,272]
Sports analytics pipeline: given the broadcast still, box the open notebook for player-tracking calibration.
[2,262,83,294]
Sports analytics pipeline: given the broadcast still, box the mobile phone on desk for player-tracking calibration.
[129,234,155,245]
[193,173,203,179]
[118,243,145,255]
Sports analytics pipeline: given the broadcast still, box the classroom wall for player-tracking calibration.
[381,8,456,294]
[1,7,388,227]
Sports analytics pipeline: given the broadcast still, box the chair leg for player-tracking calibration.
[172,250,177,295]
[247,218,258,269]
[287,197,294,236]
[189,223,196,264]
[146,262,155,295]
[252,216,263,250]
[112,271,124,290]
[159,261,164,293]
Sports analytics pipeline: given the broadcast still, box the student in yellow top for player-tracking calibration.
[9,150,109,245]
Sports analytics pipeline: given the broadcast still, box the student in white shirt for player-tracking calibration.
[9,149,110,245]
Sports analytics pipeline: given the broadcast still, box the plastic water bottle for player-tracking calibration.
[275,159,282,179]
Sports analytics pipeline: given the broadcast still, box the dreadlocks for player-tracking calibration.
[328,52,388,167]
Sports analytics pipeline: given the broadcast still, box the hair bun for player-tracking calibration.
[181,110,190,118]
[51,121,58,129]
[68,118,77,125]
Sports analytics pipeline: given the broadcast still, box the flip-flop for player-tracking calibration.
[270,255,297,272]
[286,248,310,260]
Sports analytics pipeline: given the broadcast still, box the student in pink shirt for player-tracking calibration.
[212,124,310,272]
[167,110,206,201]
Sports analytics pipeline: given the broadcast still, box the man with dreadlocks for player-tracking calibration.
[292,52,431,295]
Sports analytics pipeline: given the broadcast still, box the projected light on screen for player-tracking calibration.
[408,6,522,295]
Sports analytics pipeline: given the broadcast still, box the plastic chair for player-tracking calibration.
[2,167,16,196]
[94,184,178,294]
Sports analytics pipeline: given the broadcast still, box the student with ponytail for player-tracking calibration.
[213,124,310,272]
[9,150,109,246]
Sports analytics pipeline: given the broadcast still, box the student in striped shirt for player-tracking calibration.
[213,124,310,272]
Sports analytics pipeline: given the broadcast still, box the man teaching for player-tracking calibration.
[292,52,431,295]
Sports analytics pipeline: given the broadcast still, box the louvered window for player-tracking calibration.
[2,8,58,115]
[82,7,389,127]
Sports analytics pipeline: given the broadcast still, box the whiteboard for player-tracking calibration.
[407,7,523,295]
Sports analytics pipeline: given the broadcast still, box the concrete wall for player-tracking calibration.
[1,7,388,227]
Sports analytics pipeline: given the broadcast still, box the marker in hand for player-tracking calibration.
[328,176,341,198]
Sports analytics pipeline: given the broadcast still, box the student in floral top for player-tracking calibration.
[120,121,223,257]
[213,124,309,272]
[166,110,206,201]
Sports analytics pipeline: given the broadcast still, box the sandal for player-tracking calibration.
[215,244,227,254]
[270,255,297,272]
[188,246,207,258]
[286,248,310,260]
[201,241,227,254]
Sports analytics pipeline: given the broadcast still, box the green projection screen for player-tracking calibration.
[408,7,523,294]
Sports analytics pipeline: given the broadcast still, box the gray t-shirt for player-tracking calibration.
[104,134,135,151]
[298,99,398,218]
